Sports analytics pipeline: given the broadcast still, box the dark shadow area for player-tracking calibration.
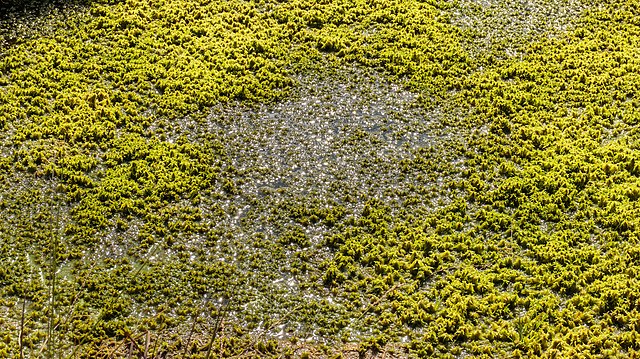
[0,0,88,21]
[0,0,94,50]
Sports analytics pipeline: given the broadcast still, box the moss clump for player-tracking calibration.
[317,0,640,357]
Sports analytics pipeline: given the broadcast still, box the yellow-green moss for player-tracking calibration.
[3,0,640,357]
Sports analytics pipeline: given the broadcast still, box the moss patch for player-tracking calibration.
[4,0,640,357]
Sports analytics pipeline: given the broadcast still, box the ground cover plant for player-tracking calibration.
[2,0,640,357]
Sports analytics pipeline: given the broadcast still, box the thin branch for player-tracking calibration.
[66,244,161,358]
[124,331,147,358]
[19,297,27,359]
[144,331,150,359]
[47,229,58,359]
[105,339,126,359]
[204,297,232,359]
[357,280,409,320]
[151,333,162,359]
[181,309,200,358]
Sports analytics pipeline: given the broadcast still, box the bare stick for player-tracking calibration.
[181,310,200,358]
[151,333,162,359]
[124,331,146,358]
[204,297,231,359]
[47,231,58,359]
[144,331,150,359]
[36,337,49,358]
[67,245,161,359]
[357,280,408,320]
[19,298,26,359]
[106,339,127,359]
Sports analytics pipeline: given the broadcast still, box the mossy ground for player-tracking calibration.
[2,0,640,357]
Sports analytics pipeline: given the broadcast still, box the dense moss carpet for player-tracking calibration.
[2,0,640,357]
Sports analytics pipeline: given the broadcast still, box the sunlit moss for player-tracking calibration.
[3,0,640,357]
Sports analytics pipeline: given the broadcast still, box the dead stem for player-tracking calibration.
[19,297,26,359]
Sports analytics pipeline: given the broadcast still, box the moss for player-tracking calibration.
[4,0,640,357]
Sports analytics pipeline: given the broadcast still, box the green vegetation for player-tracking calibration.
[2,0,640,357]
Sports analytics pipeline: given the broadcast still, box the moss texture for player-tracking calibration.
[2,0,640,357]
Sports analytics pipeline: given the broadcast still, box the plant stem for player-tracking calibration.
[204,297,231,359]
[144,331,150,359]
[48,229,58,359]
[182,309,200,358]
[19,297,26,359]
